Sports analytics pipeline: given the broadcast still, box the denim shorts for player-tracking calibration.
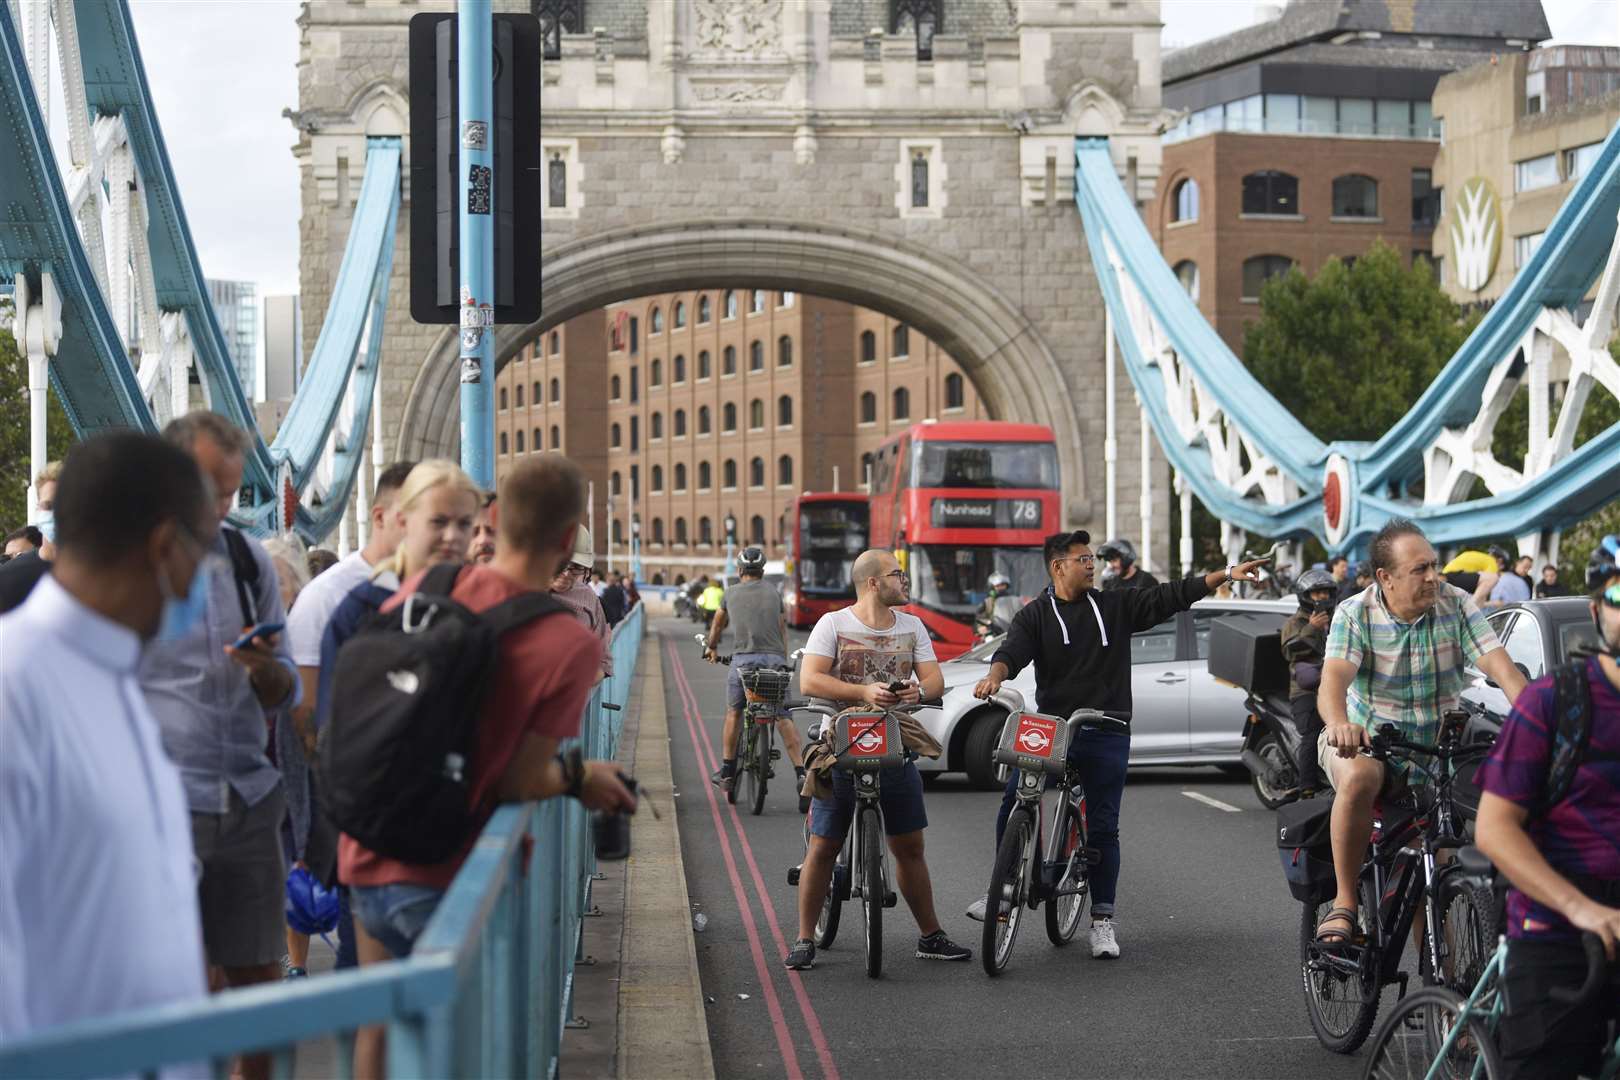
[351,882,444,960]
[809,761,928,840]
[727,653,789,711]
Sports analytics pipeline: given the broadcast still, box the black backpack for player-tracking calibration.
[317,564,565,864]
[1531,659,1597,819]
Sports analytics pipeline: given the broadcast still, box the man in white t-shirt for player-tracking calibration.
[787,549,968,969]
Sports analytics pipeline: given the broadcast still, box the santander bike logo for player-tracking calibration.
[852,721,889,755]
[1015,715,1057,757]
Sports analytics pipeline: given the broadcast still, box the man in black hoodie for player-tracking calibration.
[969,529,1269,958]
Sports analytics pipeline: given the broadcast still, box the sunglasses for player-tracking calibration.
[1603,582,1620,607]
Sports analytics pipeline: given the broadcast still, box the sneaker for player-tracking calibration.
[964,890,1013,923]
[1090,918,1120,959]
[783,938,816,970]
[916,930,971,961]
[710,768,734,793]
[283,966,308,980]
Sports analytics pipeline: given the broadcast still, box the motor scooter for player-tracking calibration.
[1239,689,1316,810]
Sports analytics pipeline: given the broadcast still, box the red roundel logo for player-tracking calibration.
[1017,725,1052,754]
[1014,714,1057,757]
[852,720,888,755]
[1323,472,1342,531]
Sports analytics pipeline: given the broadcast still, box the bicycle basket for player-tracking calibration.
[739,666,793,709]
[832,710,903,771]
[992,709,1070,778]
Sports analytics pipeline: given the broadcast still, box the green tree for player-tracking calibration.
[0,305,78,530]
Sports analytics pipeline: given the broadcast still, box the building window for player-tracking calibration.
[723,402,737,433]
[723,346,736,376]
[630,416,639,452]
[724,290,737,319]
[892,386,910,420]
[861,451,875,488]
[533,427,543,450]
[750,515,766,545]
[515,429,524,453]
[610,374,621,401]
[1514,232,1545,269]
[778,394,793,426]
[650,306,663,334]
[749,340,764,372]
[1171,178,1199,223]
[675,462,687,491]
[778,454,794,487]
[547,154,567,208]
[499,431,509,454]
[1242,255,1294,300]
[750,290,765,314]
[538,0,582,60]
[550,425,559,449]
[860,391,877,424]
[650,358,662,387]
[533,380,542,404]
[699,517,713,545]
[673,301,686,328]
[673,354,686,383]
[698,295,711,323]
[723,459,737,489]
[629,316,638,354]
[891,0,941,61]
[779,291,796,308]
[750,398,765,429]
[1565,142,1603,183]
[612,518,623,545]
[699,406,711,435]
[651,411,663,440]
[630,365,639,402]
[548,331,559,355]
[630,466,639,502]
[499,387,509,410]
[1241,170,1298,215]
[1515,154,1559,193]
[550,377,560,401]
[911,150,929,209]
[611,471,621,497]
[944,373,964,410]
[610,423,622,449]
[675,517,688,544]
[698,350,711,379]
[1525,69,1545,115]
[674,408,686,437]
[750,456,765,487]
[1331,174,1378,218]
[1412,168,1440,227]
[1174,260,1200,302]
[699,462,712,490]
[777,335,792,367]
[860,330,876,364]
[652,518,664,544]
[892,324,909,358]
[651,465,663,493]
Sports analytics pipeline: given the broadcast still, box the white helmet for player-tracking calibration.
[572,523,594,566]
[988,572,1011,590]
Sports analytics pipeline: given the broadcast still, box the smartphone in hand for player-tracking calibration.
[231,622,285,651]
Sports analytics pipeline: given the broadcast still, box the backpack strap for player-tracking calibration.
[222,526,260,627]
[482,592,568,637]
[1532,659,1595,819]
[418,562,465,598]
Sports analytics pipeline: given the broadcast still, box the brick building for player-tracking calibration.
[494,290,983,583]
[1152,0,1549,355]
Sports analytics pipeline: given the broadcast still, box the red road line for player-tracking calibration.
[665,641,840,1080]
[663,640,805,1080]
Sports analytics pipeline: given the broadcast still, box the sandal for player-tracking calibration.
[1314,906,1358,947]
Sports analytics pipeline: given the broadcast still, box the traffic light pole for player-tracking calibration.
[457,0,495,488]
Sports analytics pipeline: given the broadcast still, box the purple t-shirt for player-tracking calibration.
[1475,658,1620,939]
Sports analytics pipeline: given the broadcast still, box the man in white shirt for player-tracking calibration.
[0,433,214,1041]
[787,549,967,969]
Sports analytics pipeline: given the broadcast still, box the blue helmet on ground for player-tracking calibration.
[285,865,340,936]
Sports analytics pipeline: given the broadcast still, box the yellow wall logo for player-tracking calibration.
[1450,177,1502,292]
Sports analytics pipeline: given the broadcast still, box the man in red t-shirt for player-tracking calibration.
[340,456,635,961]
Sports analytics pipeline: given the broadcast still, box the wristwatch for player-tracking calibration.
[556,746,585,799]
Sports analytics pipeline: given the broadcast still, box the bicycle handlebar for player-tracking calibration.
[1549,933,1613,1006]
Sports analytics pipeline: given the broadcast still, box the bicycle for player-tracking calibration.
[694,633,791,814]
[1300,711,1500,1054]
[786,699,926,979]
[978,689,1122,976]
[1361,849,1618,1080]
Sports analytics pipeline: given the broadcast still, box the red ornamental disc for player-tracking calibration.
[1323,471,1342,531]
[282,476,299,532]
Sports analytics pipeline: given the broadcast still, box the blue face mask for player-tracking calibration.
[33,510,55,545]
[157,554,212,642]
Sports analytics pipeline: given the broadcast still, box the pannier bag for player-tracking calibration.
[1276,796,1337,903]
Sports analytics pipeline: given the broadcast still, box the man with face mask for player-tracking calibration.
[0,433,215,1038]
[0,463,62,614]
[1473,535,1620,1079]
[140,412,300,1079]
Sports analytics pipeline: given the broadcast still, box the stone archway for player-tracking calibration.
[399,217,1091,520]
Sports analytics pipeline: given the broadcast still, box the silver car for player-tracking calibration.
[916,596,1298,788]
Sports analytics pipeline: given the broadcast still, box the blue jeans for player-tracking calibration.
[351,883,444,959]
[994,724,1129,917]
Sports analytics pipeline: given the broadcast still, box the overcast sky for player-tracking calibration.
[104,0,1619,304]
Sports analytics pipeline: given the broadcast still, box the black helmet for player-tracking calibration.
[1295,568,1340,614]
[1586,535,1620,593]
[1488,544,1512,569]
[737,546,767,574]
[1097,538,1137,567]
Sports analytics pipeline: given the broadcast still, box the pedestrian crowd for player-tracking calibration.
[0,413,637,1080]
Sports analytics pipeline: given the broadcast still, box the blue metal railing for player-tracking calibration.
[0,603,645,1080]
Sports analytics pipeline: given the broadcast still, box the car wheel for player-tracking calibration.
[964,713,1004,791]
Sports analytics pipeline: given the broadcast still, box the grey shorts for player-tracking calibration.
[1316,728,1409,802]
[190,786,288,969]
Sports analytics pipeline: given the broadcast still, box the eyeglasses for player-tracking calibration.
[1602,582,1620,607]
[880,569,909,582]
[1053,554,1096,567]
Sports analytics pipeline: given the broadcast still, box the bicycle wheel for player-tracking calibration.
[1361,985,1503,1080]
[1300,873,1381,1054]
[1435,872,1497,996]
[1045,794,1087,946]
[746,723,769,816]
[805,816,843,949]
[983,806,1033,976]
[859,806,884,979]
[726,722,743,805]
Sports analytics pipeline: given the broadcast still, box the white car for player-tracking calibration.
[915,596,1298,788]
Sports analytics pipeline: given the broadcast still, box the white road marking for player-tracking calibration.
[1181,790,1242,813]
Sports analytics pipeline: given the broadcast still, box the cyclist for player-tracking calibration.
[1097,538,1159,591]
[1441,545,1506,607]
[698,576,724,620]
[1280,568,1339,792]
[1473,535,1620,1080]
[970,530,1270,957]
[705,546,808,811]
[785,548,968,970]
[1314,519,1525,950]
[975,571,1013,639]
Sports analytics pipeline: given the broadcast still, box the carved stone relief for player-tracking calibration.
[690,0,785,58]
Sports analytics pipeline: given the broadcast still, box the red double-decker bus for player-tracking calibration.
[867,421,1061,658]
[780,493,870,629]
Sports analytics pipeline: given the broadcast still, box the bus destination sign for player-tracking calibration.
[930,498,1043,529]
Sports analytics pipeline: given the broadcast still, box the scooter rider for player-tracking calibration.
[975,572,1012,639]
[1280,568,1338,792]
[1097,538,1159,591]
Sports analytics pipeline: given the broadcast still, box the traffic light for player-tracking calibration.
[408,12,541,325]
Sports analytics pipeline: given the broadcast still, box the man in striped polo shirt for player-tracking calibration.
[1313,519,1527,948]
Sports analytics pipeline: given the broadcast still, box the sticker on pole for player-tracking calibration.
[460,303,494,330]
[461,120,488,151]
[467,164,492,215]
[460,356,482,384]
[461,327,484,352]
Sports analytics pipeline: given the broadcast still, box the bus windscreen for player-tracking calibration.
[799,503,866,597]
[912,440,1059,490]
